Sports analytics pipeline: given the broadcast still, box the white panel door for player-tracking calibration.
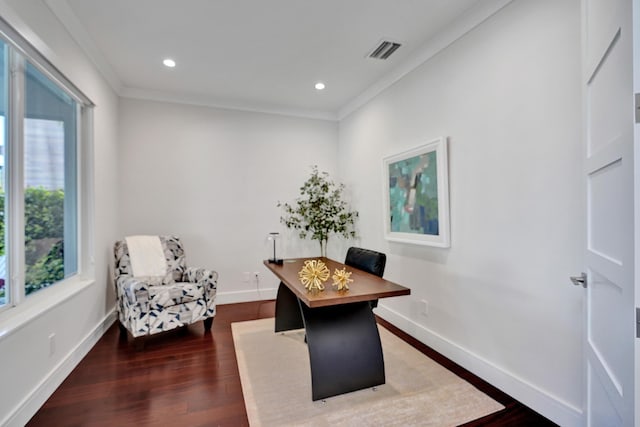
[582,0,635,425]
[634,0,640,425]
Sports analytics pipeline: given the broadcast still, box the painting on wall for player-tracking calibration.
[383,137,450,247]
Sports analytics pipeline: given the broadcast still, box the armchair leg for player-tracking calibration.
[203,317,214,331]
[118,321,128,335]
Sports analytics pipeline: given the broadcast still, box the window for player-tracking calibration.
[0,20,92,311]
[23,63,77,296]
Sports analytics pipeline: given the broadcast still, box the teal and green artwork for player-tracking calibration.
[388,150,439,236]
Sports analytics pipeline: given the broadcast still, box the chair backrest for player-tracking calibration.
[344,247,386,277]
[114,235,186,283]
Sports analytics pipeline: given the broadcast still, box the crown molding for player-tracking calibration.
[120,87,338,122]
[46,0,336,121]
[44,0,123,94]
[0,0,58,66]
[43,0,514,123]
[337,0,515,120]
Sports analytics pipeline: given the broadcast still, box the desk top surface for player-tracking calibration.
[263,257,411,308]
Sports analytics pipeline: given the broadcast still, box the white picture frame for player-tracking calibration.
[382,137,450,247]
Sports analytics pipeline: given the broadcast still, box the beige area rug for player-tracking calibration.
[232,318,504,426]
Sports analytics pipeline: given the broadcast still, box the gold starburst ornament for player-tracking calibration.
[298,259,330,292]
[332,268,353,291]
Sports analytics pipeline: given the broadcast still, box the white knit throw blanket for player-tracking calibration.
[125,235,167,277]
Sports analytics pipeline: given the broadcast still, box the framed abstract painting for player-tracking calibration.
[383,137,450,247]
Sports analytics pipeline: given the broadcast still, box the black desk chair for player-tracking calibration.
[344,247,386,308]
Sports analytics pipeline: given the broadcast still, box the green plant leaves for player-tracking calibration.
[0,187,65,293]
[278,166,358,250]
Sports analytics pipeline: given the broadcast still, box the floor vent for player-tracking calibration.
[368,40,401,60]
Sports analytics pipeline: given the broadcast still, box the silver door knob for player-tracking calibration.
[570,272,587,288]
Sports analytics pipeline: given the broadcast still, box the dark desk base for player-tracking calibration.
[274,282,385,401]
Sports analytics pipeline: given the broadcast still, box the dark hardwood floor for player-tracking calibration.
[28,301,557,426]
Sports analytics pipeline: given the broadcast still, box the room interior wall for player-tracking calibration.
[117,98,339,303]
[0,0,587,425]
[0,0,120,425]
[337,0,584,425]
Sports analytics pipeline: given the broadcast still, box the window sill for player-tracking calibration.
[0,276,95,341]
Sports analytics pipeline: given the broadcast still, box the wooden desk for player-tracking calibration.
[264,257,411,400]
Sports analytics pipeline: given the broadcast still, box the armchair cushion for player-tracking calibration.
[149,282,205,308]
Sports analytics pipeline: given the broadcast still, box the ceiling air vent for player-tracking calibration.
[368,40,402,60]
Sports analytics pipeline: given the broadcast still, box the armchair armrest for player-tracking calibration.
[184,267,218,301]
[116,275,151,305]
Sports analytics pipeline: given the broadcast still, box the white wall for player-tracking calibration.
[0,0,120,425]
[339,0,583,425]
[0,0,585,425]
[118,98,338,302]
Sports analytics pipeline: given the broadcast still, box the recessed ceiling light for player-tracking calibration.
[163,58,176,68]
[315,82,325,90]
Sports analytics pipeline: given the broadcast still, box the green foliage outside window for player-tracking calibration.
[0,187,65,295]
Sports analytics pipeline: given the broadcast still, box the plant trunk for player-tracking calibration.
[320,239,328,258]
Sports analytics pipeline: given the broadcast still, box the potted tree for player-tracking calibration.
[278,166,358,257]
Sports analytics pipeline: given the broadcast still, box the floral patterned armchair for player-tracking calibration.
[113,235,217,338]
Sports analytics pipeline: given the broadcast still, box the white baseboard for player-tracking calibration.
[216,287,278,305]
[3,309,117,427]
[374,303,583,427]
[5,294,577,426]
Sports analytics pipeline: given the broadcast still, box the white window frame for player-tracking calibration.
[0,16,95,321]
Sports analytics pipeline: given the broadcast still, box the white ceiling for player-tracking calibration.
[44,0,510,120]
